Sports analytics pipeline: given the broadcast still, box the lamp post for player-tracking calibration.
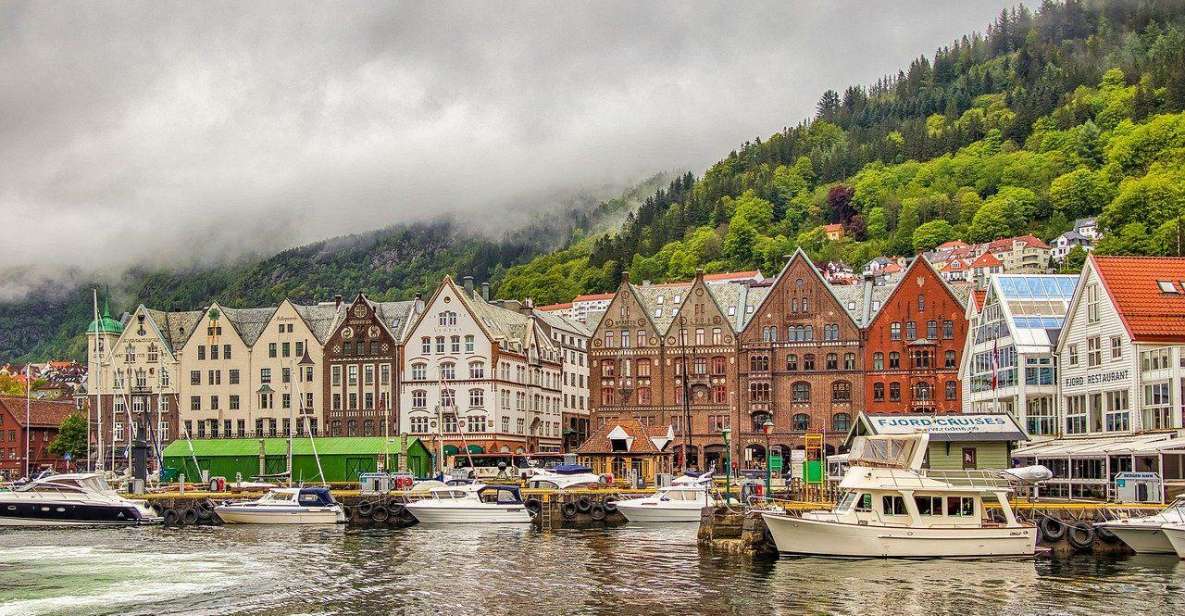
[762,419,774,502]
[721,427,731,502]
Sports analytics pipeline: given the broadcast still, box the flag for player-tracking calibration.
[990,338,999,389]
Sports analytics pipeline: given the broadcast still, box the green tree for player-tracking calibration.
[968,199,1012,242]
[1049,168,1115,219]
[1096,223,1155,256]
[48,413,88,465]
[1059,246,1088,273]
[912,220,956,253]
[723,218,758,267]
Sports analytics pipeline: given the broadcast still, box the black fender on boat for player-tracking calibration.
[589,503,607,521]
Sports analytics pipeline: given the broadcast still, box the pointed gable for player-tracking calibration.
[867,256,966,330]
[660,271,737,347]
[741,248,859,342]
[591,275,661,349]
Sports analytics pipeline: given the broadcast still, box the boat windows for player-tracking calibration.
[528,480,558,490]
[946,496,975,517]
[836,492,857,512]
[882,496,908,516]
[853,493,872,512]
[914,495,942,515]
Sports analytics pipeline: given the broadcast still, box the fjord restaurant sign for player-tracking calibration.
[868,414,1017,436]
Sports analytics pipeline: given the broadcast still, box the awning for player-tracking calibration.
[1012,433,1178,458]
[443,445,459,456]
[466,444,485,454]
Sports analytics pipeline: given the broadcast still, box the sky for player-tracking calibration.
[0,0,1026,300]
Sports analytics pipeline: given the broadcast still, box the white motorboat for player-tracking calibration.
[1095,496,1185,554]
[762,433,1037,558]
[404,483,531,524]
[0,472,161,527]
[214,487,345,524]
[524,464,603,491]
[615,473,714,523]
[1162,522,1185,559]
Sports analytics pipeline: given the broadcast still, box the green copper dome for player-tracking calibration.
[88,300,124,335]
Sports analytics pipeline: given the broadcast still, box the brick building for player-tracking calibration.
[862,257,968,415]
[737,249,862,460]
[0,396,79,479]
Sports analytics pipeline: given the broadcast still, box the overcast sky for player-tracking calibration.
[0,0,1025,299]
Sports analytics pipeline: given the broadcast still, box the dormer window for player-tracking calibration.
[610,438,628,452]
[656,296,664,305]
[673,295,682,303]
[1157,281,1178,294]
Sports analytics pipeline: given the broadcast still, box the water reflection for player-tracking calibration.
[0,525,1183,616]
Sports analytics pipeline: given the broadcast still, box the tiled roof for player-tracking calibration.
[971,252,1002,268]
[294,303,346,344]
[536,302,572,311]
[830,278,894,327]
[574,419,672,455]
[0,396,77,427]
[533,310,592,337]
[220,306,278,346]
[703,270,761,281]
[1092,256,1185,342]
[937,240,969,250]
[882,263,902,273]
[989,234,1049,252]
[145,309,205,354]
[630,279,754,336]
[372,300,417,342]
[573,292,615,302]
[972,289,987,310]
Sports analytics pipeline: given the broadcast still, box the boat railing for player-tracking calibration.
[872,467,1015,491]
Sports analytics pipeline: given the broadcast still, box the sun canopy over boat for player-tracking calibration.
[847,434,929,471]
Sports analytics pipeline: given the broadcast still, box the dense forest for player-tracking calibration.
[7,0,1185,361]
[497,0,1185,303]
[0,177,665,361]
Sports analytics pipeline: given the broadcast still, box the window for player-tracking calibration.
[915,495,942,516]
[223,344,231,360]
[945,350,956,368]
[711,356,725,375]
[380,364,390,386]
[888,352,900,369]
[826,353,838,370]
[947,496,975,516]
[269,343,277,358]
[229,395,240,410]
[1144,383,1171,430]
[439,311,457,326]
[410,416,429,433]
[917,294,926,312]
[712,385,726,404]
[749,382,770,402]
[927,320,937,340]
[451,336,461,353]
[905,321,917,340]
[832,413,851,433]
[436,336,446,353]
[792,381,810,403]
[945,380,957,400]
[282,342,290,358]
[637,387,652,405]
[210,395,219,410]
[195,345,202,361]
[190,396,200,411]
[411,390,426,409]
[1064,395,1087,434]
[469,388,484,408]
[260,367,272,384]
[282,367,291,384]
[844,353,856,370]
[467,415,486,433]
[872,352,883,370]
[1086,283,1099,323]
[190,370,200,385]
[802,354,815,371]
[831,381,851,402]
[1025,397,1056,436]
[913,382,933,401]
[883,495,908,516]
[786,354,798,371]
[889,382,901,402]
[872,383,885,401]
[421,337,431,354]
[229,369,240,385]
[749,355,769,372]
[890,323,901,340]
[793,413,810,431]
[1087,336,1101,367]
[470,362,485,379]
[1111,336,1123,359]
[1068,344,1079,366]
[465,335,475,353]
[943,320,954,339]
[712,328,722,344]
[1105,390,1130,432]
[411,363,428,381]
[347,365,358,386]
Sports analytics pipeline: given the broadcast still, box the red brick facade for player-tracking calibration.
[863,258,967,415]
[737,251,861,459]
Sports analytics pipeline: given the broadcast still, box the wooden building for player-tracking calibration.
[574,419,674,486]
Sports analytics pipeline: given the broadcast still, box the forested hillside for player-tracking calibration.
[496,0,1185,304]
[0,176,666,361]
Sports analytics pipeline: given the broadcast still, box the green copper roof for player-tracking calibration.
[88,300,123,335]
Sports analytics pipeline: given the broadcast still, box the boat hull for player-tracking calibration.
[0,501,159,527]
[214,505,343,525]
[405,504,531,524]
[1100,524,1175,554]
[616,502,705,523]
[1162,525,1185,559]
[762,513,1037,558]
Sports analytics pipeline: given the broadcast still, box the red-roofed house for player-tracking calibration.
[535,302,574,319]
[574,419,674,485]
[936,240,970,252]
[0,396,80,479]
[571,292,616,324]
[824,224,845,241]
[970,252,1003,287]
[1057,255,1185,439]
[987,235,1051,274]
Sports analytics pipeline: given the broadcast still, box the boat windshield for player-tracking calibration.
[262,491,297,503]
[660,489,702,502]
[433,490,470,500]
[835,492,858,512]
[848,436,923,469]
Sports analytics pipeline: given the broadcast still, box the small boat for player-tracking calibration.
[762,433,1037,558]
[524,464,603,490]
[615,473,714,523]
[214,487,345,524]
[0,472,161,527]
[1095,496,1185,554]
[404,483,531,524]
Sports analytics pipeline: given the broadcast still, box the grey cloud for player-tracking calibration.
[0,0,1025,296]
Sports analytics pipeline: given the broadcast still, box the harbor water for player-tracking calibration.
[2,525,1184,615]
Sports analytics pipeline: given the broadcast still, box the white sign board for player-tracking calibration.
[867,414,1020,437]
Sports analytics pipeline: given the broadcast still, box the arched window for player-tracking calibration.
[890,322,901,340]
[889,352,900,369]
[469,388,484,408]
[346,420,358,436]
[711,356,726,375]
[831,380,851,402]
[914,382,933,401]
[751,412,772,432]
[826,353,838,370]
[832,412,851,433]
[803,354,816,371]
[602,361,615,377]
[469,361,485,379]
[440,362,456,380]
[792,413,811,431]
[802,297,811,314]
[792,381,811,403]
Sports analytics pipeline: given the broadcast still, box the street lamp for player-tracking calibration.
[762,419,774,502]
[721,427,731,503]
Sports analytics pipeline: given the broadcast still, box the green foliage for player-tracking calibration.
[912,220,956,253]
[1059,245,1088,273]
[48,413,88,461]
[1049,167,1115,219]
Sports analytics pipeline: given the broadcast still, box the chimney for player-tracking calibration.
[695,268,705,282]
[481,282,490,301]
[414,293,424,314]
[621,270,630,284]
[463,276,475,297]
[334,295,342,309]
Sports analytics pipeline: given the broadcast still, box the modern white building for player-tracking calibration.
[960,274,1078,437]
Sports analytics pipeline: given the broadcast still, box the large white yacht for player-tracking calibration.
[404,483,532,524]
[762,434,1037,558]
[1162,522,1185,558]
[615,473,714,523]
[0,472,161,527]
[1095,496,1185,554]
[214,487,346,524]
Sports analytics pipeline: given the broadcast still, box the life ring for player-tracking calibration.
[1067,524,1095,551]
[371,505,390,523]
[561,502,578,519]
[182,508,199,526]
[1096,525,1119,543]
[576,496,593,513]
[357,500,375,517]
[162,508,180,527]
[602,497,618,513]
[525,498,543,518]
[589,503,607,521]
[1040,516,1066,542]
[600,473,614,485]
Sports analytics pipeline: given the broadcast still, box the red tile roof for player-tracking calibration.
[882,263,902,273]
[575,419,672,455]
[824,223,844,233]
[972,289,987,310]
[0,396,77,428]
[971,252,1002,268]
[1092,256,1185,342]
[937,240,969,250]
[536,302,572,311]
[988,234,1049,252]
[573,292,615,302]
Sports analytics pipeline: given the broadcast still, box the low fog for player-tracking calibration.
[0,0,1022,300]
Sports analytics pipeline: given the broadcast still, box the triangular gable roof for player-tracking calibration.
[219,304,279,346]
[745,247,861,333]
[1089,255,1185,343]
[575,419,673,455]
[971,252,1002,268]
[866,256,967,328]
[118,305,190,363]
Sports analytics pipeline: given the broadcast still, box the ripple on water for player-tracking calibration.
[2,526,1185,615]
